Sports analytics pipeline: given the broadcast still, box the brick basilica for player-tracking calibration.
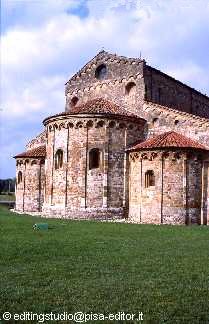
[14,51,209,224]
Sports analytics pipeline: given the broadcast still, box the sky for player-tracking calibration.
[1,0,209,179]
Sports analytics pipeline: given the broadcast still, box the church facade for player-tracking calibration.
[14,51,209,224]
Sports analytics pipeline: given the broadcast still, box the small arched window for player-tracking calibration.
[95,64,107,80]
[145,170,155,188]
[17,171,22,184]
[89,148,100,170]
[71,96,78,107]
[125,82,136,95]
[55,149,63,170]
[152,117,159,126]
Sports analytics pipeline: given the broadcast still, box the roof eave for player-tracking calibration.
[43,112,145,126]
[126,146,208,152]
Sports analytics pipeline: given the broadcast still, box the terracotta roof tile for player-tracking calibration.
[70,98,125,115]
[43,98,142,124]
[128,131,208,151]
[70,98,141,119]
[14,145,46,158]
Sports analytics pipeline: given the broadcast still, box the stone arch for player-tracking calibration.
[108,121,116,128]
[58,123,63,130]
[150,152,158,160]
[119,122,126,129]
[68,122,74,129]
[76,121,83,128]
[86,120,94,128]
[125,82,136,96]
[31,160,37,165]
[71,96,79,107]
[95,64,107,80]
[96,120,105,128]
[128,124,134,130]
[152,117,159,126]
[141,153,148,160]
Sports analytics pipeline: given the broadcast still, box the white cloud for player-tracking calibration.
[1,0,209,177]
[1,0,80,30]
[167,62,209,95]
[1,75,65,118]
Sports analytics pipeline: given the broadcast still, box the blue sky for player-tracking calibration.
[1,0,209,179]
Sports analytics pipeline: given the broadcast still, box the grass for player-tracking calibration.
[0,206,209,323]
[0,194,15,201]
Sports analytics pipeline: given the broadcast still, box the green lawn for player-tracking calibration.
[0,206,209,323]
[0,194,15,201]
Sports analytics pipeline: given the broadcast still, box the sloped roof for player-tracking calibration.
[128,131,208,151]
[14,145,46,158]
[43,98,143,124]
[70,98,129,115]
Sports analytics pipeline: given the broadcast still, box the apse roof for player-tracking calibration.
[70,98,128,115]
[14,145,46,158]
[128,131,208,151]
[43,98,144,124]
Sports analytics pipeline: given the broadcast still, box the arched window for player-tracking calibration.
[55,149,63,170]
[152,117,159,126]
[89,148,100,170]
[125,82,136,96]
[71,96,78,107]
[95,64,107,80]
[17,171,22,184]
[145,170,155,188]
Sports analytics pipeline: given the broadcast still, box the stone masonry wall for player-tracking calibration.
[15,161,25,211]
[186,158,202,224]
[15,158,45,212]
[65,53,209,121]
[52,126,68,206]
[86,122,106,208]
[142,102,209,147]
[15,51,209,224]
[128,152,162,224]
[42,114,145,218]
[162,153,185,225]
[128,150,208,225]
[144,66,209,118]
[65,51,145,116]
